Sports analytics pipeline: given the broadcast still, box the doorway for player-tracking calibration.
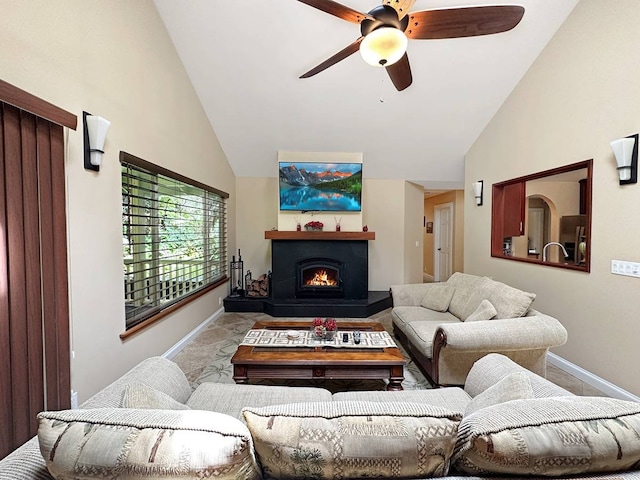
[434,202,454,282]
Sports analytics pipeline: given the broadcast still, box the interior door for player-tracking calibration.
[434,202,453,282]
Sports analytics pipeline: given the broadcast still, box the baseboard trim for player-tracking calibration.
[547,352,640,402]
[163,307,224,360]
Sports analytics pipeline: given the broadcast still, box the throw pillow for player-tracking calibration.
[464,299,497,322]
[420,284,456,312]
[37,408,260,480]
[121,381,191,410]
[464,371,533,416]
[481,278,536,319]
[243,401,462,479]
[453,397,640,476]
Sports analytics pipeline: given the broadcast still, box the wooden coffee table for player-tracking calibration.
[231,321,405,391]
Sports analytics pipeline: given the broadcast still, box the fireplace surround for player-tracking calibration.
[223,231,391,317]
[271,239,368,301]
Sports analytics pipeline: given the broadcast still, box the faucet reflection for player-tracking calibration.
[542,242,569,262]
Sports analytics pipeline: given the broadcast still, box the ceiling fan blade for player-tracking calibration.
[383,0,416,20]
[300,37,364,78]
[405,5,525,39]
[297,0,374,24]
[386,53,412,91]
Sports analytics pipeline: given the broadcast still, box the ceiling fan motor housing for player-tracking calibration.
[360,5,409,36]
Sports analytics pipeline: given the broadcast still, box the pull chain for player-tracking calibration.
[380,68,385,103]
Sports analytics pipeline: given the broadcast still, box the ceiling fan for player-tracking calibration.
[297,0,525,91]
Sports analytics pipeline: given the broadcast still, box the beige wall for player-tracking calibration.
[237,177,423,290]
[465,0,640,395]
[423,191,465,278]
[404,182,426,284]
[1,1,236,403]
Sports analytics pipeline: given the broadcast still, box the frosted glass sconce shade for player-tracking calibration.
[83,111,111,172]
[472,180,484,206]
[610,134,638,185]
[360,27,408,67]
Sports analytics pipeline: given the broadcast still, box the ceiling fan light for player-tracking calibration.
[359,27,408,67]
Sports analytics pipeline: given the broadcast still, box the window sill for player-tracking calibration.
[119,276,228,340]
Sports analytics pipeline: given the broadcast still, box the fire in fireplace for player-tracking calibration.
[297,258,343,298]
[304,268,338,287]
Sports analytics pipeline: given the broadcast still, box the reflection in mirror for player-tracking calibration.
[491,160,592,272]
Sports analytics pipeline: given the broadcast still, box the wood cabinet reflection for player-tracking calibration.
[491,159,592,272]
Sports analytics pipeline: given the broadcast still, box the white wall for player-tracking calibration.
[465,0,640,396]
[0,0,236,403]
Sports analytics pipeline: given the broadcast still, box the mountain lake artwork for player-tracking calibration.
[278,162,363,212]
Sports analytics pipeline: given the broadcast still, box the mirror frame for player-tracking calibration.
[491,159,593,272]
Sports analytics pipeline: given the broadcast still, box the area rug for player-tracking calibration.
[172,308,432,392]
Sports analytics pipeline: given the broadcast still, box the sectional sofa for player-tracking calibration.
[1,353,640,479]
[391,272,568,386]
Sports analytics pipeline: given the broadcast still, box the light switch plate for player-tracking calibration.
[611,260,640,278]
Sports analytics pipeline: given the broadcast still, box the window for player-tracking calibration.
[121,152,228,330]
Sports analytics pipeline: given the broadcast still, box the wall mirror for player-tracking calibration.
[491,159,592,272]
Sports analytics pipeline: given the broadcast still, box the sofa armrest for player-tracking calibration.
[390,283,433,306]
[464,353,573,398]
[81,356,192,408]
[436,313,567,352]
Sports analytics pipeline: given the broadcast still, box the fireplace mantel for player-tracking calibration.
[264,230,375,241]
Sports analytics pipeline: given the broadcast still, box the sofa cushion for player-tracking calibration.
[392,306,456,332]
[446,273,491,320]
[420,284,456,312]
[453,397,640,476]
[464,299,497,322]
[37,408,260,479]
[464,372,533,416]
[333,387,471,414]
[404,318,459,358]
[243,401,461,479]
[121,381,191,410]
[187,382,333,420]
[482,278,536,319]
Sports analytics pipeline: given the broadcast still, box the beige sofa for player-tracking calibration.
[391,272,568,386]
[3,354,640,479]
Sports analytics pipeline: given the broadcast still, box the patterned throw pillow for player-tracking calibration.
[38,408,260,479]
[420,284,456,312]
[453,397,640,476]
[121,381,191,410]
[243,401,462,479]
[464,299,497,322]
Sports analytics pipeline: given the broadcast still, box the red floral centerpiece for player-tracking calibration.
[312,317,337,340]
[305,220,324,231]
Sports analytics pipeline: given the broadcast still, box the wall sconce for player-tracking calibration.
[472,180,484,206]
[610,133,638,185]
[83,111,111,172]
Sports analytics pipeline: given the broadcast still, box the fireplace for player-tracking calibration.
[271,239,368,301]
[223,231,392,317]
[296,258,343,298]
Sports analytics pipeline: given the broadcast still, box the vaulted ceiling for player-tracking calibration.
[154,0,578,190]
